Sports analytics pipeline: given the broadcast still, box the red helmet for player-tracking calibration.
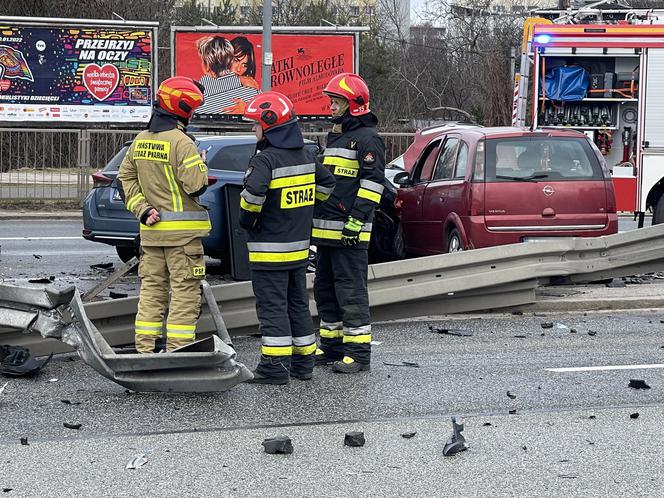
[323,73,370,116]
[157,76,205,119]
[244,91,297,131]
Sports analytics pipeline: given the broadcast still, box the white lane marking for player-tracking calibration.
[547,364,664,373]
[0,236,82,240]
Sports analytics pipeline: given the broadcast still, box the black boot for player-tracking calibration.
[315,347,342,366]
[245,355,291,385]
[291,352,314,380]
[332,356,370,374]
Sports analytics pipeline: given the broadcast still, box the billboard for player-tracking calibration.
[0,18,157,124]
[172,27,361,122]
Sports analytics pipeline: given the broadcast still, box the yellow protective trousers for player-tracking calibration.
[134,238,206,353]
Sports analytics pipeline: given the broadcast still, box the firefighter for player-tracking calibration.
[313,73,386,374]
[240,91,335,385]
[118,76,210,354]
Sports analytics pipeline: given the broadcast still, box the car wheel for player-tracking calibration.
[116,246,138,263]
[447,228,464,253]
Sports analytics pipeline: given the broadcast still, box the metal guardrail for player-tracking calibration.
[5,224,664,356]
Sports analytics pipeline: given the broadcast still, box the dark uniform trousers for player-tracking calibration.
[252,266,317,380]
[314,246,371,365]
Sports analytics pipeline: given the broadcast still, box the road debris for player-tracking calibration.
[48,378,58,383]
[27,277,55,284]
[401,432,417,439]
[60,399,81,405]
[19,437,28,446]
[630,412,640,419]
[514,335,527,338]
[3,488,13,492]
[628,379,651,390]
[90,262,113,271]
[588,330,597,336]
[383,361,420,368]
[0,381,7,395]
[429,326,473,337]
[63,423,82,430]
[541,322,554,329]
[443,417,468,456]
[262,436,294,454]
[344,432,366,447]
[588,415,596,420]
[509,409,517,415]
[558,475,578,479]
[507,391,517,399]
[0,346,52,378]
[570,329,577,333]
[126,453,149,469]
[32,254,41,259]
[483,422,492,427]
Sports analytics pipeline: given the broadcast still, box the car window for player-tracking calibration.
[102,146,129,172]
[412,139,442,183]
[432,138,459,181]
[485,137,604,181]
[206,143,256,172]
[454,142,469,179]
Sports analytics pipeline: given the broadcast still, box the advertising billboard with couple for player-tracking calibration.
[172,27,360,122]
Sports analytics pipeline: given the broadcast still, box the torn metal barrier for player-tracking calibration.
[58,290,252,392]
[0,282,252,392]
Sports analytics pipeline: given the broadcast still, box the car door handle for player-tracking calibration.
[439,196,446,203]
[542,207,555,217]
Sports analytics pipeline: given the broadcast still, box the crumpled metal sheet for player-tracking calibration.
[59,290,252,392]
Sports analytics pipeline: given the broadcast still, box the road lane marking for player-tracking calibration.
[547,364,664,373]
[0,237,82,240]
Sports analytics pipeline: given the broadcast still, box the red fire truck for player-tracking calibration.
[513,5,664,227]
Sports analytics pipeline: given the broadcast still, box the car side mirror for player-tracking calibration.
[393,171,412,186]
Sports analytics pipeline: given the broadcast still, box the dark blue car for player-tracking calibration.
[82,135,271,262]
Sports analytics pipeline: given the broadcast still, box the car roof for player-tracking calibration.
[421,126,587,141]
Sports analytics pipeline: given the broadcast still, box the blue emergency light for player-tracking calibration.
[534,34,551,44]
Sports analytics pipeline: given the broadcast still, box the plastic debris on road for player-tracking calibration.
[628,379,651,390]
[443,417,468,456]
[429,326,473,337]
[262,436,294,454]
[344,432,366,447]
[0,381,7,395]
[126,453,149,469]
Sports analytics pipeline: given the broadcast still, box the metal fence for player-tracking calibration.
[0,128,414,203]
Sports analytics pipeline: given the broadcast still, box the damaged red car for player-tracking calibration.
[393,127,618,255]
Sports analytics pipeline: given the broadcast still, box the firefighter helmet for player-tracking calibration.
[323,73,370,116]
[156,76,205,119]
[244,91,297,131]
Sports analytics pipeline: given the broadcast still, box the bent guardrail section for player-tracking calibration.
[4,224,664,356]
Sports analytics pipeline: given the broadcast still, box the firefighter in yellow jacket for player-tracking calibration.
[118,76,210,353]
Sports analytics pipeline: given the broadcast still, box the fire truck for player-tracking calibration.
[513,2,664,227]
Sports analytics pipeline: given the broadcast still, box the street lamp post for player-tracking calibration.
[262,0,273,91]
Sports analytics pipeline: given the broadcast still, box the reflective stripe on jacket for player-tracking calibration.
[118,127,210,247]
[239,145,336,270]
[312,119,386,249]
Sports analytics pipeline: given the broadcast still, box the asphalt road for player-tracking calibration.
[2,311,664,496]
[2,219,664,496]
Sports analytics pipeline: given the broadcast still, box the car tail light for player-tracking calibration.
[472,140,485,182]
[606,181,617,213]
[91,171,112,188]
[207,175,218,186]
